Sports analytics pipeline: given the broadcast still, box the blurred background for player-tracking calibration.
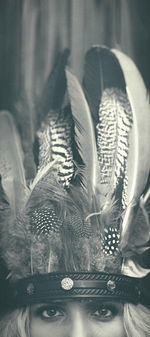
[0,0,150,110]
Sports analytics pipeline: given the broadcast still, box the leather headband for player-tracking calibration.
[1,271,148,310]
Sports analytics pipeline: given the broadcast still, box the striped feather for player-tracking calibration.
[37,109,74,187]
[97,87,132,208]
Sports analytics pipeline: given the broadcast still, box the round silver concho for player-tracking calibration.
[61,277,74,290]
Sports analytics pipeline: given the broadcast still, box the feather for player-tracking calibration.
[82,47,133,213]
[82,46,150,251]
[82,46,126,124]
[29,161,57,194]
[14,93,37,181]
[120,200,150,257]
[0,111,28,214]
[30,233,63,275]
[39,49,70,122]
[0,176,10,212]
[112,49,150,237]
[14,49,70,181]
[66,68,99,200]
[1,212,31,279]
[14,1,38,181]
[143,186,150,207]
[37,107,74,187]
[97,87,132,207]
[1,175,67,279]
[82,46,133,219]
[33,50,73,188]
[122,259,150,278]
[1,165,122,279]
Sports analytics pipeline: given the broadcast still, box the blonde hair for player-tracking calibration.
[124,303,150,337]
[0,308,30,337]
[122,259,150,337]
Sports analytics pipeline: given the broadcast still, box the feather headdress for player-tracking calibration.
[0,46,150,309]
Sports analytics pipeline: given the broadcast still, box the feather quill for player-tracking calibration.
[112,49,150,238]
[66,68,99,200]
[0,111,28,214]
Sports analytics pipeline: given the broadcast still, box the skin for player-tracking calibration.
[30,300,126,337]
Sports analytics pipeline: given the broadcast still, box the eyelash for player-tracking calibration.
[37,306,65,321]
[89,304,118,322]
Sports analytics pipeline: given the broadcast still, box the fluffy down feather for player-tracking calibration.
[1,170,122,280]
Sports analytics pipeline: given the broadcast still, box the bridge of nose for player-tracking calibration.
[69,303,90,337]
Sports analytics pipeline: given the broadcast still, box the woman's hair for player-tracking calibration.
[0,308,30,337]
[124,303,150,337]
[123,262,150,337]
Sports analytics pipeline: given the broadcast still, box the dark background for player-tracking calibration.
[0,0,150,110]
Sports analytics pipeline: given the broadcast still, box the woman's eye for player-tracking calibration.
[42,308,62,318]
[37,306,65,321]
[90,305,117,322]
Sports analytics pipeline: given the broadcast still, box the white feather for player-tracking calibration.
[112,49,150,235]
[122,259,150,278]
